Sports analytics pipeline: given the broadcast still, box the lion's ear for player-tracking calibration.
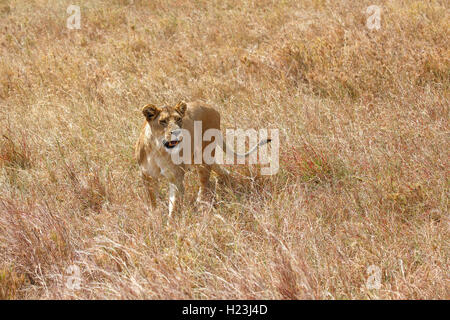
[142,104,161,121]
[174,101,187,117]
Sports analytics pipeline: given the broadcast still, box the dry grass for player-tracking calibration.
[0,0,448,299]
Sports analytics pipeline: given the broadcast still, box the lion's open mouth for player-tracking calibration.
[164,139,181,149]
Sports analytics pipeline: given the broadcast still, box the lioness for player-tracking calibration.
[135,100,270,217]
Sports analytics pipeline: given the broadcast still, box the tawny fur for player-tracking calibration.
[135,100,229,217]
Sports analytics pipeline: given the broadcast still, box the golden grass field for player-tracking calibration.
[0,0,448,299]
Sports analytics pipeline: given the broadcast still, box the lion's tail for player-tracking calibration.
[219,137,271,158]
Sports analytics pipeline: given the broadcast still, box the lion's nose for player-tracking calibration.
[171,129,182,137]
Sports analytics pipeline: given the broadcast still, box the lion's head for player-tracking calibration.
[141,101,187,150]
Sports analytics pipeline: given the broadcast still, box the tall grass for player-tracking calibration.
[0,0,448,299]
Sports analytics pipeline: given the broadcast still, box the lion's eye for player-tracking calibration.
[159,120,168,126]
[175,117,182,123]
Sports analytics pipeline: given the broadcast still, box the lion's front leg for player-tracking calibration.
[166,168,185,218]
[142,173,158,209]
[168,181,184,218]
